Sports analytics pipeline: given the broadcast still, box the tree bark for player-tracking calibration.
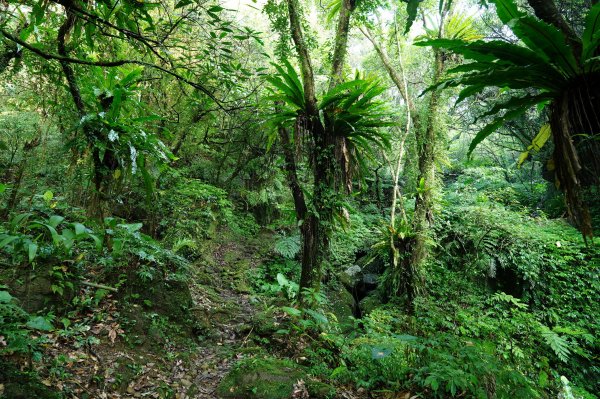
[278,126,307,221]
[286,0,332,293]
[284,0,356,294]
[399,0,451,313]
[329,0,356,89]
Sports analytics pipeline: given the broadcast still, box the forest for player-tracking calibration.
[0,0,599,397]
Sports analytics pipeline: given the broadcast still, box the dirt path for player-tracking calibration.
[181,236,265,398]
[24,232,267,399]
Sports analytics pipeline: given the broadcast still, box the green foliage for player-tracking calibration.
[158,177,251,242]
[273,234,301,259]
[280,288,332,334]
[329,204,380,268]
[428,168,599,394]
[0,288,54,360]
[74,66,174,186]
[416,0,600,154]
[250,257,300,298]
[265,64,392,157]
[335,307,538,397]
[320,75,393,164]
[101,216,188,281]
[0,210,101,266]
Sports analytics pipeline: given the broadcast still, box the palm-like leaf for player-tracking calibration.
[265,60,305,112]
[321,77,393,152]
[582,3,600,68]
[416,0,600,156]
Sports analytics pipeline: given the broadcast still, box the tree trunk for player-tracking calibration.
[285,0,355,295]
[57,10,107,221]
[399,2,450,313]
[360,26,421,133]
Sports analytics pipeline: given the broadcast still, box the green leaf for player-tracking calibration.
[61,229,75,251]
[404,0,424,34]
[508,16,579,76]
[89,232,103,250]
[538,371,548,387]
[541,326,571,362]
[0,290,13,303]
[73,223,86,236]
[43,224,61,246]
[468,105,531,156]
[119,223,143,233]
[32,0,47,24]
[305,308,328,325]
[119,67,143,87]
[42,190,53,202]
[48,215,65,228]
[28,242,38,263]
[274,235,301,259]
[281,306,302,317]
[416,39,549,67]
[394,334,418,342]
[476,93,552,121]
[582,2,600,60]
[175,0,193,8]
[276,273,289,287]
[51,284,64,296]
[489,0,523,25]
[26,316,54,331]
[0,235,19,249]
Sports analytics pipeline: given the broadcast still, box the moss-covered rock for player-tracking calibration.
[325,287,355,331]
[118,276,198,344]
[359,292,383,316]
[0,362,62,399]
[216,357,335,399]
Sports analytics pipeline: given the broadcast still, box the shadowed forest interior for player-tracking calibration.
[0,0,599,398]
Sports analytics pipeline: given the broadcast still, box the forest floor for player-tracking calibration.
[28,233,267,399]
[4,228,370,399]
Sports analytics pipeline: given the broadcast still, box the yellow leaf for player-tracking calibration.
[531,124,551,151]
[113,169,122,180]
[518,124,552,168]
[517,151,530,168]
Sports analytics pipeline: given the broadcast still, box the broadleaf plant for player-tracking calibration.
[415,0,600,239]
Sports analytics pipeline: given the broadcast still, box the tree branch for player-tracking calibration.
[0,28,222,108]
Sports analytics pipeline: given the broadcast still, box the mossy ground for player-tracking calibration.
[216,357,335,399]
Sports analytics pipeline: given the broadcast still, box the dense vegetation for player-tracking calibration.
[0,0,598,398]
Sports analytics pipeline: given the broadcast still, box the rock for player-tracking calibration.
[359,292,383,316]
[339,265,381,318]
[181,378,193,388]
[216,357,335,399]
[8,264,75,313]
[340,265,362,288]
[325,287,355,331]
[362,273,378,290]
[356,254,385,275]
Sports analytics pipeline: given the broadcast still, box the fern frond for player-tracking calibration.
[274,234,301,259]
[540,326,571,363]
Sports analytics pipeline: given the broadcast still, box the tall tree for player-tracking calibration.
[268,0,390,296]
